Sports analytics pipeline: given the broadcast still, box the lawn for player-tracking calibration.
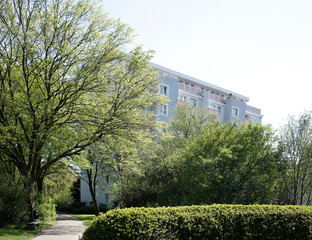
[0,224,39,240]
[0,222,53,240]
[71,214,96,226]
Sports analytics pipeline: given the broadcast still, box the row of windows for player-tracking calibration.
[159,84,242,119]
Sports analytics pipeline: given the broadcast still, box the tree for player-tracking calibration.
[277,112,312,205]
[44,162,77,206]
[77,129,160,214]
[118,121,279,207]
[169,104,217,142]
[0,0,163,220]
[172,122,278,205]
[112,131,166,207]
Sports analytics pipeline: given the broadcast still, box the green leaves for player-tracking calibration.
[83,205,312,240]
[0,0,164,219]
[178,122,278,205]
[277,112,312,205]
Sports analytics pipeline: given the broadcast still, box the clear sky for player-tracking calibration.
[103,0,312,129]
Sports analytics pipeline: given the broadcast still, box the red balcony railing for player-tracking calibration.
[179,82,202,95]
[208,108,219,116]
[246,105,261,115]
[209,93,225,103]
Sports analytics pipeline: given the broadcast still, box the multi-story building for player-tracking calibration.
[80,63,263,207]
[152,63,262,124]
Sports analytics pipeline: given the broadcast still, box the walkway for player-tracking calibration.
[33,213,86,240]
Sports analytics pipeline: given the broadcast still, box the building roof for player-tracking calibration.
[151,63,250,102]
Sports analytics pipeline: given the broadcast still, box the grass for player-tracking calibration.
[0,222,54,240]
[0,224,39,240]
[71,214,96,226]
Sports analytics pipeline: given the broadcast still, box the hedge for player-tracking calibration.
[83,204,312,240]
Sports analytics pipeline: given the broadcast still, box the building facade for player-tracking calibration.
[153,63,262,124]
[80,63,263,207]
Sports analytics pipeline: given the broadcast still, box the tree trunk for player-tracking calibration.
[87,169,100,216]
[90,189,100,216]
[25,180,36,222]
[37,176,44,194]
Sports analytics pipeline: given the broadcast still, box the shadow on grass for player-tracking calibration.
[0,221,54,240]
[0,224,39,240]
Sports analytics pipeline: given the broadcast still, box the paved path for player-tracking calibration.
[32,213,86,240]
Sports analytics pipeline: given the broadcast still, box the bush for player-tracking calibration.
[83,204,312,240]
[0,175,28,227]
[56,201,108,214]
[36,194,57,224]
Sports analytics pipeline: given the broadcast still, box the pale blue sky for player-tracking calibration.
[104,0,312,129]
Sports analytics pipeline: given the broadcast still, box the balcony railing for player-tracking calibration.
[179,82,202,95]
[209,93,225,103]
[246,105,261,115]
[208,108,219,116]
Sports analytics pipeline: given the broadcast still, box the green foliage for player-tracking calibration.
[0,174,28,227]
[44,163,77,206]
[169,104,217,141]
[118,121,279,207]
[83,205,312,240]
[57,202,108,214]
[36,195,56,225]
[277,112,312,205]
[173,122,278,205]
[0,224,39,240]
[0,0,164,218]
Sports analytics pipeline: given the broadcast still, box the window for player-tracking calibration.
[190,98,197,107]
[232,107,239,117]
[160,85,168,95]
[158,104,168,115]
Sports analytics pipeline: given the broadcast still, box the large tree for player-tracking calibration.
[0,0,163,219]
[118,121,279,207]
[152,122,279,206]
[277,112,312,205]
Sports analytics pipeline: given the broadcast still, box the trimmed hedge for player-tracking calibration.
[83,204,312,240]
[56,202,108,214]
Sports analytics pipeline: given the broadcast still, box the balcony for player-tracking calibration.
[246,105,261,115]
[208,108,219,116]
[209,92,225,104]
[179,82,202,95]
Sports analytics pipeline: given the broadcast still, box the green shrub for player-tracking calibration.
[83,204,312,240]
[56,201,108,214]
[0,175,28,227]
[36,195,57,224]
